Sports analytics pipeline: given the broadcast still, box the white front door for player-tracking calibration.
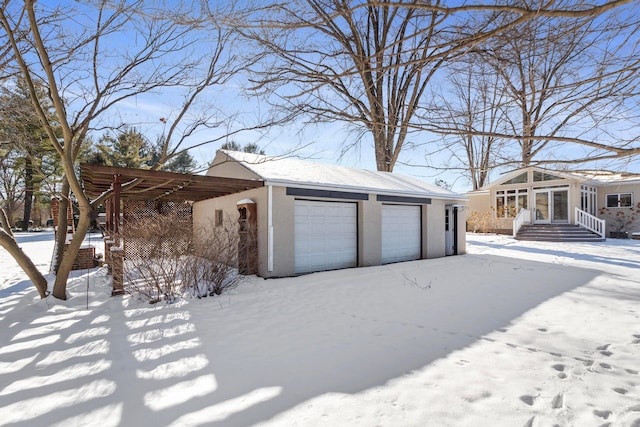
[294,200,357,274]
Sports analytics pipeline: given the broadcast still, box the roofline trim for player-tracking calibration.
[265,179,467,201]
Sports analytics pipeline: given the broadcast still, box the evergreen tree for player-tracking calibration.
[144,136,197,173]
[0,79,61,229]
[221,141,265,155]
[95,127,151,169]
[164,151,197,173]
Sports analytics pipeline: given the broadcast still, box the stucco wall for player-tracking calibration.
[193,186,271,275]
[466,192,491,213]
[195,153,467,276]
[205,153,261,180]
[457,207,467,255]
[424,200,446,258]
[271,186,295,276]
[597,182,640,236]
[194,186,465,277]
[359,197,382,266]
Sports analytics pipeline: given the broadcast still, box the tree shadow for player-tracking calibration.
[470,239,640,270]
[0,254,601,426]
[12,231,57,244]
[0,280,33,299]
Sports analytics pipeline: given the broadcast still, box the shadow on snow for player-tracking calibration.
[0,252,601,426]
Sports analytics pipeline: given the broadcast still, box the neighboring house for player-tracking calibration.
[467,166,640,238]
[193,150,467,278]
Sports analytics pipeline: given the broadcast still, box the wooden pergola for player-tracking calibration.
[81,163,264,234]
[80,163,264,295]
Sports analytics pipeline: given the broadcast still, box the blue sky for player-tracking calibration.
[60,0,640,194]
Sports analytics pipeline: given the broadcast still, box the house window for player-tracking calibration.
[501,172,528,185]
[215,209,224,226]
[445,207,450,231]
[495,189,528,218]
[580,185,597,216]
[606,193,632,208]
[533,171,564,182]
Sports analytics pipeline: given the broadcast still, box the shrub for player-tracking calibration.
[182,217,244,298]
[123,211,191,303]
[599,202,640,238]
[466,210,497,233]
[123,212,244,303]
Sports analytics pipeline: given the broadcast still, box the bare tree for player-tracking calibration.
[241,0,635,172]
[468,0,640,168]
[432,61,509,190]
[244,1,458,171]
[0,0,248,299]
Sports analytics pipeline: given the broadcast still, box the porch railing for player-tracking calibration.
[575,207,605,238]
[513,208,531,237]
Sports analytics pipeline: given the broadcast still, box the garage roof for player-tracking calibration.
[81,163,263,202]
[215,150,466,200]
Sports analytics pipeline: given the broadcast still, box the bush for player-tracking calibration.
[599,202,640,238]
[182,217,244,298]
[466,210,497,233]
[123,212,243,303]
[123,211,191,303]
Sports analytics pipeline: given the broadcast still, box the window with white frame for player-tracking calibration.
[580,185,597,215]
[606,193,632,208]
[495,189,528,218]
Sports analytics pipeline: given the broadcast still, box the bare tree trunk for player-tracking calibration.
[53,179,69,274]
[0,208,47,298]
[52,200,90,300]
[0,207,14,240]
[22,156,34,231]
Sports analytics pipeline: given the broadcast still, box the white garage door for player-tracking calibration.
[381,204,421,264]
[294,200,357,274]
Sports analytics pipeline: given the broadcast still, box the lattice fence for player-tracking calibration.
[122,200,193,262]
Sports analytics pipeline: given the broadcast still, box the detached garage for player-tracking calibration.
[193,150,467,278]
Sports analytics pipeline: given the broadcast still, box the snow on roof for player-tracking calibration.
[570,170,640,185]
[468,166,640,192]
[218,150,465,200]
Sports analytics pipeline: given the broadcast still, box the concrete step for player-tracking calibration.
[516,224,605,242]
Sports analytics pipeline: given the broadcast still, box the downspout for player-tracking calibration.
[453,207,458,256]
[267,185,273,272]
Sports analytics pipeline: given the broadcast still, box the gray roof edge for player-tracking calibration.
[264,179,468,201]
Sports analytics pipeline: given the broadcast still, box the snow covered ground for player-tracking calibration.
[1,231,639,426]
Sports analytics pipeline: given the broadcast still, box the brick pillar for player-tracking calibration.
[52,197,74,242]
[52,198,60,227]
[66,199,74,240]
